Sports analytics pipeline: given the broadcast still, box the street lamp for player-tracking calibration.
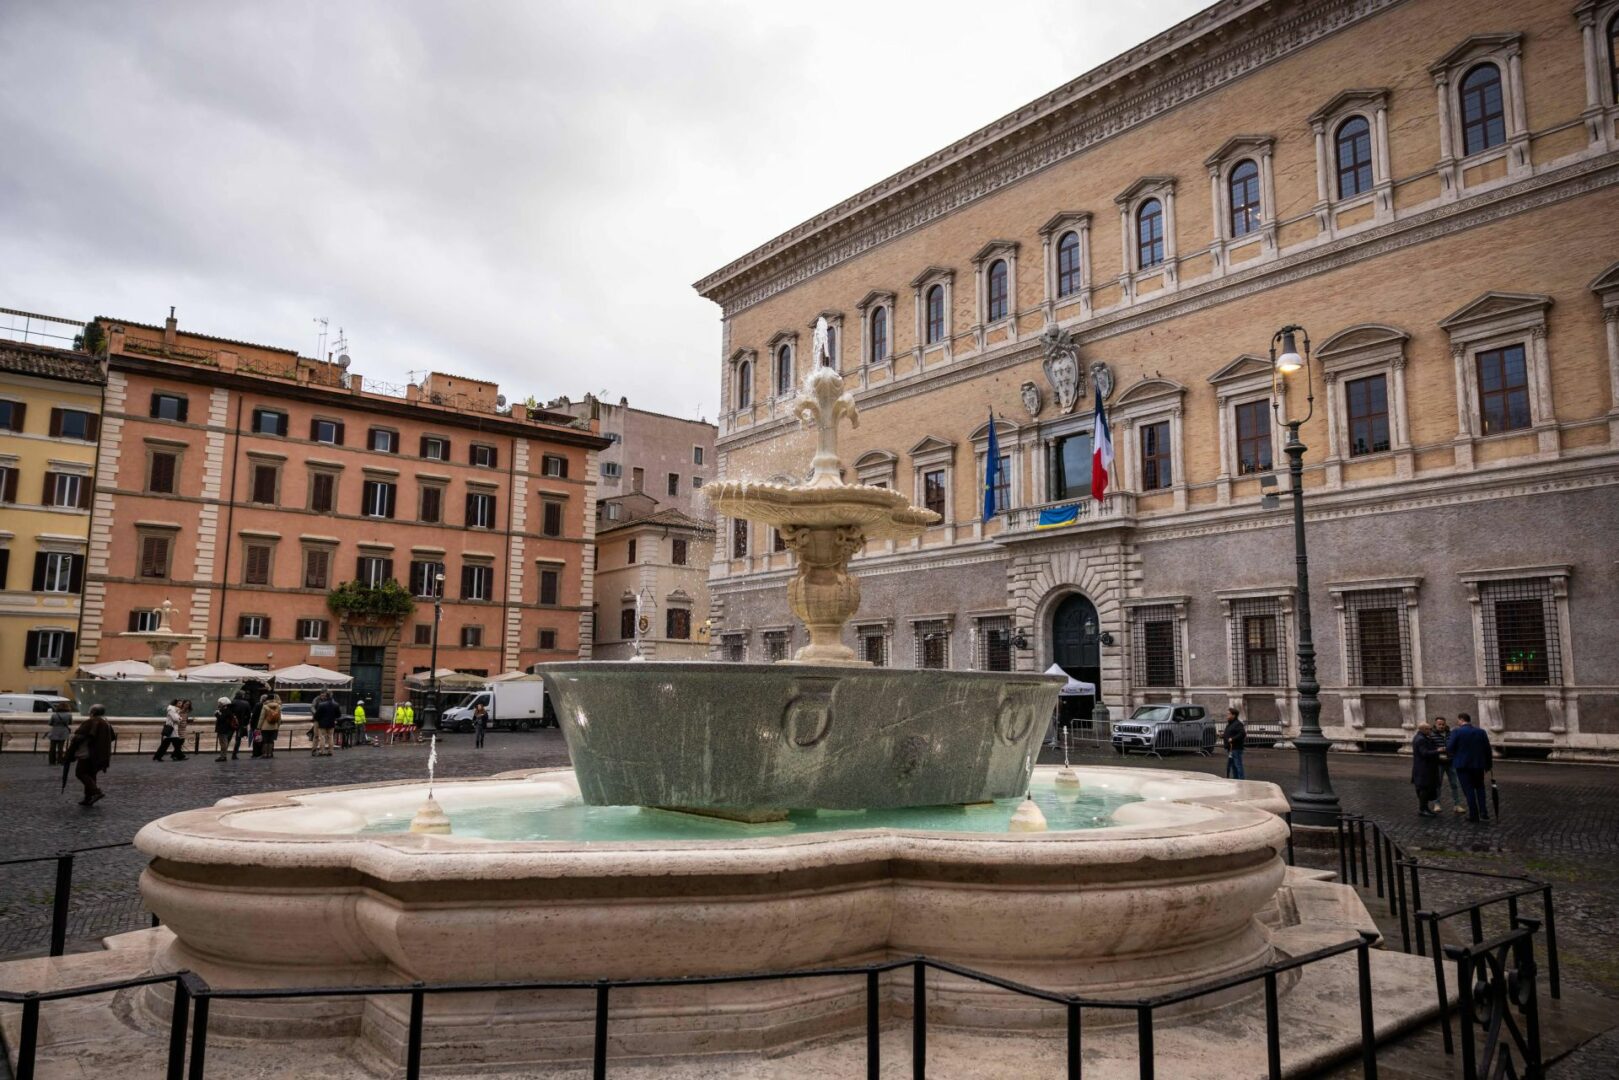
[419,571,446,734]
[1269,325,1341,827]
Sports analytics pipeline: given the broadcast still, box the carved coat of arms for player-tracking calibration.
[1020,381,1043,418]
[1040,325,1083,414]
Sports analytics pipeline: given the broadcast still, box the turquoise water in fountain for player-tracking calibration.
[359,776,1143,841]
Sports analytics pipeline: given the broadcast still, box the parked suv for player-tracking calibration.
[1110,703,1217,756]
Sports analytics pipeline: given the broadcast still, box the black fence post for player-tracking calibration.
[1468,906,1484,945]
[593,982,609,1080]
[1372,825,1385,899]
[1067,999,1082,1080]
[1541,886,1561,1000]
[1337,815,1348,886]
[866,969,880,1080]
[1425,916,1452,1055]
[912,959,927,1080]
[166,974,191,1080]
[16,993,39,1080]
[1357,818,1370,887]
[1409,871,1425,955]
[1283,812,1295,867]
[1263,971,1281,1080]
[1453,948,1477,1080]
[49,851,74,956]
[1356,934,1378,1080]
[1136,1006,1155,1080]
[1394,858,1411,954]
[187,991,210,1080]
[406,983,425,1080]
[1516,929,1544,1078]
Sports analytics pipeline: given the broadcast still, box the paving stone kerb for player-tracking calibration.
[3,734,1617,1003]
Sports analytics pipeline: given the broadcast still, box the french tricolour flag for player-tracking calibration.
[1091,386,1113,503]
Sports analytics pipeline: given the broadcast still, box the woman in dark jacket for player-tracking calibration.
[1410,722,1442,818]
[65,706,116,806]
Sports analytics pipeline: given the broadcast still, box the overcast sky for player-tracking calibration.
[1,0,1205,421]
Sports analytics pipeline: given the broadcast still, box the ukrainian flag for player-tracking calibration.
[1036,504,1079,529]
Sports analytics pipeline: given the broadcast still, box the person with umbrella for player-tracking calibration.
[63,705,116,807]
[1444,711,1494,823]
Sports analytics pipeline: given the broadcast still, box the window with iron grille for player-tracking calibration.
[732,519,748,558]
[764,631,790,662]
[1230,599,1285,687]
[976,617,1012,672]
[619,608,636,640]
[914,621,950,670]
[1480,579,1561,686]
[721,633,746,662]
[773,529,787,553]
[1130,605,1181,688]
[858,628,887,667]
[1342,590,1409,686]
[671,538,688,565]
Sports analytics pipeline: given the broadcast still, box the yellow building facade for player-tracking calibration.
[699,0,1619,757]
[0,341,105,695]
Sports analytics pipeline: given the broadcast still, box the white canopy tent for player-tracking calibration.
[79,659,155,678]
[270,663,352,688]
[180,661,268,681]
[1043,663,1096,697]
[404,668,487,689]
[490,670,543,683]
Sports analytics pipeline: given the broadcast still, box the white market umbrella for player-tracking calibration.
[180,661,266,681]
[270,663,353,688]
[80,659,155,678]
[405,668,486,688]
[490,670,542,683]
[1043,663,1096,697]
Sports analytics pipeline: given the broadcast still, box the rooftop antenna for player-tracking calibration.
[333,326,350,365]
[312,317,329,363]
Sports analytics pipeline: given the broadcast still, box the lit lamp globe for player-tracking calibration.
[1275,330,1305,374]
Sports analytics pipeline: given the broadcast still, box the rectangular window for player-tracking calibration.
[250,463,279,505]
[542,501,563,537]
[620,608,636,640]
[357,555,393,588]
[296,618,329,642]
[148,451,178,494]
[369,428,398,453]
[0,400,23,431]
[763,630,790,661]
[977,617,1012,672]
[310,418,343,445]
[632,467,644,492]
[418,485,443,523]
[252,409,288,437]
[362,479,396,518]
[602,461,622,479]
[692,475,703,489]
[732,519,748,558]
[413,623,433,646]
[721,633,745,663]
[470,443,498,468]
[915,621,950,670]
[773,529,787,554]
[48,472,85,508]
[37,551,78,593]
[300,471,334,513]
[149,393,188,422]
[667,473,680,496]
[303,548,331,590]
[538,568,560,606]
[671,538,688,566]
[1480,579,1560,686]
[923,469,946,518]
[1345,595,1408,687]
[238,615,269,640]
[139,534,172,579]
[128,609,161,632]
[1476,345,1531,435]
[1345,374,1390,456]
[1130,605,1181,688]
[409,560,445,598]
[542,455,568,478]
[465,490,497,529]
[667,609,692,640]
[1231,599,1285,687]
[1051,433,1091,501]
[859,629,887,667]
[693,446,704,465]
[461,563,493,601]
[627,539,637,564]
[538,628,557,650]
[27,629,74,669]
[420,435,450,461]
[243,543,273,586]
[0,465,17,503]
[460,626,483,648]
[1140,421,1172,490]
[51,408,97,441]
[1235,401,1273,474]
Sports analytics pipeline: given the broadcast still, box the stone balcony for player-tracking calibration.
[996,492,1137,542]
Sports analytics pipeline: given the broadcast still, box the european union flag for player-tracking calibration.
[982,409,1000,522]
[1036,504,1079,529]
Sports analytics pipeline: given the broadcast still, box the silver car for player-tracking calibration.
[1110,703,1217,756]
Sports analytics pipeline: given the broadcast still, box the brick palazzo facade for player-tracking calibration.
[80,312,608,714]
[697,0,1619,757]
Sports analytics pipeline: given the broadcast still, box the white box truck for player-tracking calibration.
[441,681,549,733]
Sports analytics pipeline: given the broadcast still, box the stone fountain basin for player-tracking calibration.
[702,479,938,538]
[537,661,1063,812]
[133,765,1291,1057]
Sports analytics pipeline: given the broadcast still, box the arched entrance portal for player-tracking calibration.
[1052,593,1100,721]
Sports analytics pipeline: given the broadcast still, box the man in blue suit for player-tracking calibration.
[1445,711,1494,822]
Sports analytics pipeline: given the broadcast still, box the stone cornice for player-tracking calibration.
[717,151,1619,454]
[694,0,1402,314]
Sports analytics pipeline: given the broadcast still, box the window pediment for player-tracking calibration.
[1429,32,1522,76]
[807,310,844,328]
[1115,175,1176,206]
[1114,377,1187,409]
[765,329,799,351]
[1308,88,1390,127]
[1439,292,1552,335]
[910,266,955,289]
[1208,354,1275,386]
[728,347,756,366]
[970,240,1019,266]
[1203,135,1274,169]
[909,435,957,459]
[852,450,898,470]
[1317,324,1410,371]
[856,290,895,313]
[968,418,1019,443]
[1039,211,1091,237]
[1588,260,1619,303]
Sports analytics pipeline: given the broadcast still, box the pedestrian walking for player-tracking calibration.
[473,701,488,750]
[1445,712,1494,822]
[64,706,116,807]
[257,694,283,758]
[213,697,235,761]
[47,701,73,766]
[176,700,193,759]
[312,691,339,757]
[1222,706,1246,780]
[229,690,253,759]
[154,700,186,761]
[1430,717,1464,814]
[1410,722,1442,817]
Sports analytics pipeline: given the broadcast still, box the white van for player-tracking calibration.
[0,693,73,715]
[442,681,548,733]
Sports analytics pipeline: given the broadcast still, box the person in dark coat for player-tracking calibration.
[65,706,116,807]
[229,691,253,759]
[1410,722,1442,818]
[473,702,489,750]
[1445,712,1494,822]
[1222,707,1246,780]
[312,691,340,758]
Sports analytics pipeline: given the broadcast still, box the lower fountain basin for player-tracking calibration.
[536,661,1063,812]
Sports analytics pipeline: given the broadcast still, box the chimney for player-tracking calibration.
[163,306,177,346]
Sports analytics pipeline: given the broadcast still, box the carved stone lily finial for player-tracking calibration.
[796,318,858,489]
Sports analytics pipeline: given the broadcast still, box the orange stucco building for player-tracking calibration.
[79,311,608,713]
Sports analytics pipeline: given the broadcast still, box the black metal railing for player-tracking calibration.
[0,841,145,957]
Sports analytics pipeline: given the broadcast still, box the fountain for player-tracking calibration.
[68,599,243,717]
[117,326,1414,1073]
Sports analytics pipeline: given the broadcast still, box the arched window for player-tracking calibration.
[1228,160,1261,238]
[870,306,888,362]
[1136,199,1164,269]
[822,325,836,367]
[986,260,1009,322]
[926,285,946,344]
[736,361,752,409]
[1335,116,1374,198]
[1056,231,1082,298]
[1459,64,1506,156]
[774,344,793,396]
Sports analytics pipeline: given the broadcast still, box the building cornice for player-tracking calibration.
[694,0,1402,314]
